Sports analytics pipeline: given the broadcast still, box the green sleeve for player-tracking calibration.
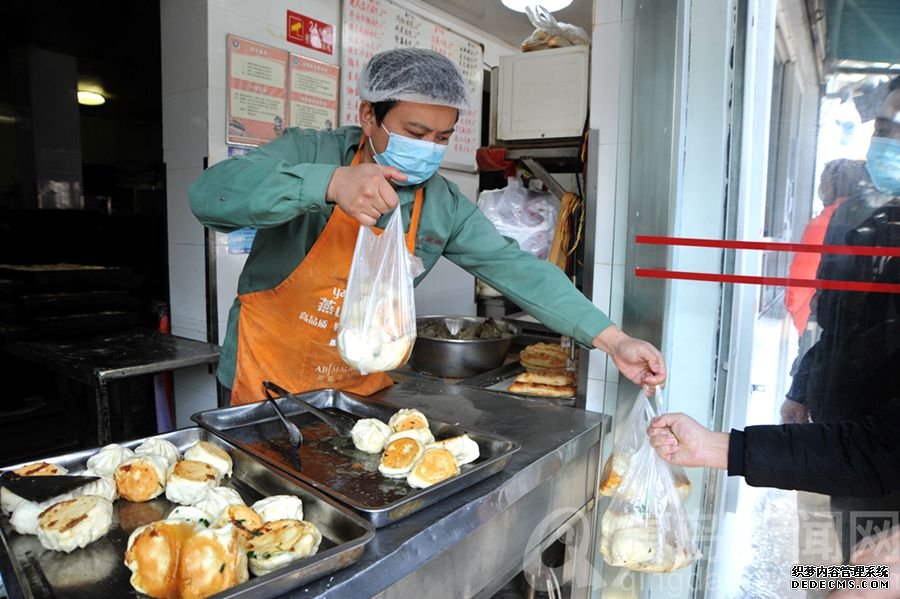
[188,129,338,232]
[442,192,614,348]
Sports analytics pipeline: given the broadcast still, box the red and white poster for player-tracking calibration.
[288,54,339,131]
[226,34,289,147]
[286,10,334,55]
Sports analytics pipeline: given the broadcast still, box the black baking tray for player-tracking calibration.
[0,428,375,599]
[192,389,520,527]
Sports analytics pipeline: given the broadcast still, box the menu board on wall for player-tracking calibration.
[288,54,340,130]
[340,0,484,172]
[227,35,289,146]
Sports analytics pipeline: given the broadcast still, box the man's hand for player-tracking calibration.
[325,164,407,226]
[779,399,810,424]
[647,413,729,469]
[593,326,666,387]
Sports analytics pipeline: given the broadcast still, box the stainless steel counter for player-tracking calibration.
[286,379,607,598]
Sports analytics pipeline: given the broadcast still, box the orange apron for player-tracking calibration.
[231,147,423,405]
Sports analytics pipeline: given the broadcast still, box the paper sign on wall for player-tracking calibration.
[286,10,334,55]
[288,54,339,130]
[340,0,483,172]
[226,34,289,147]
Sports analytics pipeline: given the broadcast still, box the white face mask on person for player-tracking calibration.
[369,124,447,186]
[866,137,900,196]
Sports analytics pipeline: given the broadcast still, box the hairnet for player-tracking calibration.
[359,48,470,111]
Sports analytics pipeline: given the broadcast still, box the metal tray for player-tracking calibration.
[461,362,577,407]
[0,427,375,599]
[192,390,521,528]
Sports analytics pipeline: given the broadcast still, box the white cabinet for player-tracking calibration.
[496,45,590,141]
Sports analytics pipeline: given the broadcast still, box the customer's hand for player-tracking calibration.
[593,326,666,387]
[780,399,810,424]
[326,164,406,226]
[648,413,729,469]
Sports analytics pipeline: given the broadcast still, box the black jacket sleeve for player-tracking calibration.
[727,399,900,497]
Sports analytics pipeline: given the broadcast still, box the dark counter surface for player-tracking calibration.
[289,378,605,598]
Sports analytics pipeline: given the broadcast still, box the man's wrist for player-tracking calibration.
[592,325,626,356]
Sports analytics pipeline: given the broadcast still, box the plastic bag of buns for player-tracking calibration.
[521,5,591,52]
[599,436,700,572]
[599,387,692,499]
[338,207,421,374]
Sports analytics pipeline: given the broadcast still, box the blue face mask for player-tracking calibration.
[866,137,900,196]
[370,124,447,186]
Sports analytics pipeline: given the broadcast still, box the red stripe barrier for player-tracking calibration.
[636,235,900,257]
[635,269,900,294]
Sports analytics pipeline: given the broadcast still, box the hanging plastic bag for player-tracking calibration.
[337,208,418,374]
[521,5,591,52]
[477,177,559,260]
[599,387,691,499]
[599,390,701,573]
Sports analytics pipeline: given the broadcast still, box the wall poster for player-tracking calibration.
[288,53,340,131]
[226,34,289,147]
[340,0,484,172]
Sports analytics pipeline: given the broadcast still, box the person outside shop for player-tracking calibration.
[781,158,869,425]
[189,48,666,405]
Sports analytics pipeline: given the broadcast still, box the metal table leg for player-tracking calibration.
[94,383,111,445]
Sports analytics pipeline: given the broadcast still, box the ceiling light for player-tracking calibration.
[77,90,106,106]
[501,0,573,12]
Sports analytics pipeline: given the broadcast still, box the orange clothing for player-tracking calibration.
[785,199,844,334]
[230,146,423,405]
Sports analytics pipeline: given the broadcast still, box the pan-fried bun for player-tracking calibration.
[37,495,114,553]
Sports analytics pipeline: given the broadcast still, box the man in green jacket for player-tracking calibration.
[190,48,666,404]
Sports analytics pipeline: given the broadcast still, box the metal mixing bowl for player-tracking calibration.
[409,315,519,379]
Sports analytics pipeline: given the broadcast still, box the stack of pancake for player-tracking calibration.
[508,342,576,398]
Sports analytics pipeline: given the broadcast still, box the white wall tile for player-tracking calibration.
[161,5,207,97]
[613,143,631,266]
[166,167,206,246]
[215,246,244,341]
[592,262,613,314]
[585,377,606,413]
[173,365,219,428]
[416,257,474,315]
[169,242,207,341]
[162,90,209,171]
[593,143,618,265]
[617,17,635,145]
[594,0,622,25]
[604,381,620,417]
[622,0,637,21]
[587,350,609,382]
[589,23,621,144]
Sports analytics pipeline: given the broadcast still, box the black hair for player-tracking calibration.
[372,101,398,125]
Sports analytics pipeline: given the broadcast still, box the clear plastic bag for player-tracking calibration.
[477,177,559,260]
[521,5,591,52]
[599,440,701,572]
[599,389,701,573]
[599,387,691,499]
[337,208,418,374]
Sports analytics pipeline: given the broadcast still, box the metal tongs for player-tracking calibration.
[263,384,302,448]
[263,381,356,437]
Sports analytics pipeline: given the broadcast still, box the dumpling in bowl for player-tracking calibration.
[350,418,392,454]
[177,523,249,599]
[37,495,114,553]
[125,521,195,598]
[193,486,244,521]
[406,448,460,489]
